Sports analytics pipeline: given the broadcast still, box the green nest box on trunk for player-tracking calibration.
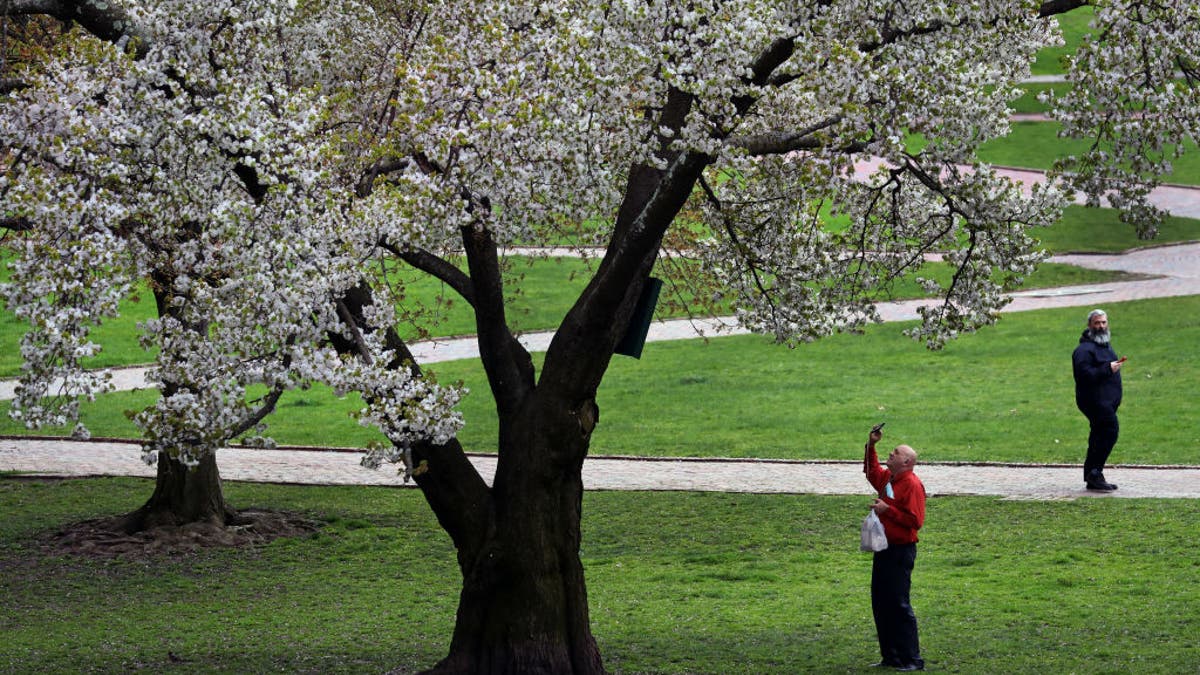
[614,276,663,359]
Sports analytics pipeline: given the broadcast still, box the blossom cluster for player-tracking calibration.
[1043,0,1200,238]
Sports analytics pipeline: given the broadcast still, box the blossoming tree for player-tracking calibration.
[3,0,1196,672]
[0,0,462,528]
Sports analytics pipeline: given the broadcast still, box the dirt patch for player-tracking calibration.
[39,509,322,560]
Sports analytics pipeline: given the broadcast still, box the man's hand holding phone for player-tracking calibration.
[869,422,885,445]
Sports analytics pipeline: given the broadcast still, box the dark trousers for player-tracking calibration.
[1080,404,1119,479]
[872,543,922,668]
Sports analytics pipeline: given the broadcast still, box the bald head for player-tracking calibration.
[886,444,918,475]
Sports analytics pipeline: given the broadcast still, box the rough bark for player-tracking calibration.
[408,87,711,670]
[119,450,235,532]
[425,391,603,675]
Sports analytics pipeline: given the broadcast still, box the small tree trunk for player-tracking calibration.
[120,450,234,533]
[120,279,234,532]
[425,399,604,675]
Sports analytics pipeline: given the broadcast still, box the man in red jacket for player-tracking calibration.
[864,425,927,672]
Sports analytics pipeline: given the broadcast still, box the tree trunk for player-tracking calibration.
[120,450,235,533]
[425,395,604,675]
[118,278,235,533]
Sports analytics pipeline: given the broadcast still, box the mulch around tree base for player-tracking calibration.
[38,509,322,559]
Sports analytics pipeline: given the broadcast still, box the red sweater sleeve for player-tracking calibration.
[864,444,890,495]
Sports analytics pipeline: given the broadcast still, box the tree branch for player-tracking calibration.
[1038,0,1090,18]
[543,26,808,398]
[3,0,149,56]
[460,224,535,415]
[355,158,412,198]
[2,0,62,16]
[381,240,475,307]
[1,216,34,232]
[229,382,287,439]
[332,281,492,568]
[726,115,871,157]
[368,152,535,415]
[1,78,29,95]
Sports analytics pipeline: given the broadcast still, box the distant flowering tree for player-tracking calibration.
[2,0,1196,671]
[0,0,463,527]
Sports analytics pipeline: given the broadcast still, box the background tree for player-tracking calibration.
[0,0,461,528]
[2,1,1196,673]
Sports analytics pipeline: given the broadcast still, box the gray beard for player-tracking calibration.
[1088,328,1111,345]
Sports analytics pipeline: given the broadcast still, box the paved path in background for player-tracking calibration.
[5,239,1197,398]
[2,165,1197,499]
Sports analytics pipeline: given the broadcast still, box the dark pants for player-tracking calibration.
[1080,403,1119,479]
[872,543,922,668]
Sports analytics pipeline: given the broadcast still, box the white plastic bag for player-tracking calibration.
[860,511,889,552]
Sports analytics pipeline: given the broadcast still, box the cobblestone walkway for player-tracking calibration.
[4,438,1199,500]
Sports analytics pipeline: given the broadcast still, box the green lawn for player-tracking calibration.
[1011,6,1200,189]
[981,122,1200,186]
[5,295,1197,467]
[2,478,1198,674]
[0,255,603,376]
[1031,5,1094,76]
[1010,82,1071,115]
[7,8,1200,674]
[1044,205,1200,252]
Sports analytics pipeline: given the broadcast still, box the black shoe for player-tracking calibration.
[895,665,925,672]
[1086,469,1117,491]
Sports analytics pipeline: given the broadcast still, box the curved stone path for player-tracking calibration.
[2,167,1198,499]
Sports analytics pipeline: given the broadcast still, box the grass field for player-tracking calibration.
[981,122,1200,186]
[1031,5,1094,76]
[5,294,1197,467]
[2,477,1198,674]
[0,252,1155,378]
[5,7,1199,672]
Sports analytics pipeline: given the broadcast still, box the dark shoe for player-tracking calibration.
[1086,469,1117,491]
[895,664,925,672]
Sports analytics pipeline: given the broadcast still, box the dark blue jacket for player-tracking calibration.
[1072,331,1122,410]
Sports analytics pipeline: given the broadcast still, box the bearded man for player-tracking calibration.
[1072,309,1126,491]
